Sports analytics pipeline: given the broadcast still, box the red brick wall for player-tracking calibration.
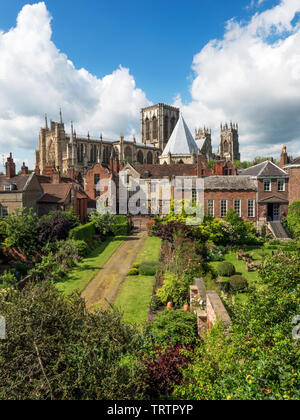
[83,163,112,201]
[204,190,257,220]
[286,168,300,204]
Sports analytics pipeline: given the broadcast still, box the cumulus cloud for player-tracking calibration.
[0,2,150,168]
[180,0,300,160]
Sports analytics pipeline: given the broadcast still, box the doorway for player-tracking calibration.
[267,203,281,221]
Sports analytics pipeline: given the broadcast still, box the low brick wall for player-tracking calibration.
[206,291,231,329]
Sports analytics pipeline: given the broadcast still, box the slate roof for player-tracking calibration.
[131,164,198,179]
[284,156,300,167]
[0,174,32,192]
[162,114,198,156]
[204,176,257,191]
[38,184,72,204]
[240,161,288,178]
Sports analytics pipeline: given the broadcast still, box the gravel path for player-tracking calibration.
[81,231,147,310]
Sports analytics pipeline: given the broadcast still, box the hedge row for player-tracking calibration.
[111,216,130,236]
[68,222,96,242]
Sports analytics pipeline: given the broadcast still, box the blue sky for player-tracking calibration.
[0,0,299,168]
[0,0,278,105]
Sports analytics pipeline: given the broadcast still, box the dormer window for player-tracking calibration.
[4,184,17,192]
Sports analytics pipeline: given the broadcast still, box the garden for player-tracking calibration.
[0,201,299,400]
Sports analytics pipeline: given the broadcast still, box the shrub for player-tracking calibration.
[143,345,191,398]
[287,201,300,239]
[69,222,96,242]
[229,275,248,292]
[112,222,130,236]
[132,262,140,269]
[37,213,74,244]
[156,272,192,308]
[218,261,236,277]
[29,253,67,284]
[144,309,198,347]
[128,268,139,276]
[54,239,88,268]
[139,261,158,276]
[0,271,18,287]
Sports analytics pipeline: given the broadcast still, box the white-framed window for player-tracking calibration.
[277,179,285,192]
[247,199,255,218]
[150,182,157,193]
[207,199,214,217]
[0,206,8,218]
[234,199,241,217]
[192,189,197,202]
[263,179,271,192]
[220,199,228,218]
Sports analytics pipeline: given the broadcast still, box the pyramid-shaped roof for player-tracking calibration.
[241,161,288,178]
[162,114,198,156]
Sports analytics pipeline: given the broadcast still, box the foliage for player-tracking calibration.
[4,208,39,258]
[112,216,130,236]
[153,221,196,243]
[29,253,68,284]
[0,271,18,287]
[205,242,225,262]
[143,344,191,398]
[69,222,96,242]
[287,201,300,239]
[218,261,236,277]
[173,253,300,400]
[89,212,130,237]
[229,275,248,292]
[37,213,74,244]
[128,268,139,276]
[156,272,192,308]
[54,239,88,268]
[144,309,198,348]
[132,262,140,269]
[139,261,158,276]
[0,285,146,400]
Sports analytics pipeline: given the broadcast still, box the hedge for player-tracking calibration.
[111,216,130,236]
[218,261,236,277]
[68,222,96,242]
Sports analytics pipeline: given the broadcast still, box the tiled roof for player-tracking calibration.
[0,174,32,192]
[131,164,198,179]
[162,114,198,156]
[38,184,72,204]
[240,161,288,177]
[204,176,257,191]
[284,156,300,167]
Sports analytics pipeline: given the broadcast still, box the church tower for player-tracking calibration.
[141,104,179,151]
[218,122,240,161]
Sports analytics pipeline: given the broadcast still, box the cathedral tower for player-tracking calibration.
[218,122,240,161]
[141,104,179,151]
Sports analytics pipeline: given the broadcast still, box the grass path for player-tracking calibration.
[56,237,124,295]
[114,236,162,326]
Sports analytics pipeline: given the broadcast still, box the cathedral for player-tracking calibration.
[35,104,241,176]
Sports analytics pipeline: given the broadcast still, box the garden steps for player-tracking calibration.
[268,221,291,240]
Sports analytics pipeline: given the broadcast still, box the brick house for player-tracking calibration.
[240,160,289,225]
[283,156,300,204]
[0,154,43,217]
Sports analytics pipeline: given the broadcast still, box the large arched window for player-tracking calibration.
[170,117,176,134]
[124,146,132,163]
[147,151,153,164]
[137,150,144,164]
[224,140,229,153]
[145,118,150,141]
[152,116,158,139]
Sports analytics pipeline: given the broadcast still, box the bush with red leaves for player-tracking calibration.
[143,344,192,398]
[153,221,195,243]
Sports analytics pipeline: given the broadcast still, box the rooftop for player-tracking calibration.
[162,114,199,156]
[240,161,288,178]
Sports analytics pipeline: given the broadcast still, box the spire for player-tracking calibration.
[59,108,63,124]
[45,114,48,130]
[70,122,74,143]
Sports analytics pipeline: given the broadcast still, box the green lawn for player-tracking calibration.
[114,236,162,326]
[56,237,124,295]
[208,246,273,302]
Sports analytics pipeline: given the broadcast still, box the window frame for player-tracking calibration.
[207,199,214,217]
[233,199,241,217]
[277,179,285,192]
[263,179,271,192]
[220,199,228,218]
[247,199,255,218]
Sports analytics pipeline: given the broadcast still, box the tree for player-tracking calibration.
[4,208,39,258]
[287,201,300,239]
[0,285,146,400]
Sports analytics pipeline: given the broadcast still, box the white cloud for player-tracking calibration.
[179,0,300,160]
[0,2,151,169]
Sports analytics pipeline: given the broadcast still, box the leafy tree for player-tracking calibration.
[4,208,39,258]
[0,285,146,400]
[37,212,77,244]
[287,201,300,239]
[89,212,118,236]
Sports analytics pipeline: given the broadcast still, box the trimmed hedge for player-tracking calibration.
[139,261,158,276]
[69,222,96,242]
[229,275,248,292]
[112,216,130,236]
[218,261,236,277]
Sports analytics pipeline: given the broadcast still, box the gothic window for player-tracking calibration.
[90,147,93,162]
[145,118,150,141]
[93,145,97,162]
[164,116,169,140]
[147,152,153,164]
[152,116,158,139]
[124,146,132,163]
[137,151,144,164]
[80,144,84,162]
[223,141,229,153]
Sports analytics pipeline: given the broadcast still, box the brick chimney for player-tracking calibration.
[113,156,120,174]
[279,146,288,168]
[5,153,16,178]
[21,162,29,175]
